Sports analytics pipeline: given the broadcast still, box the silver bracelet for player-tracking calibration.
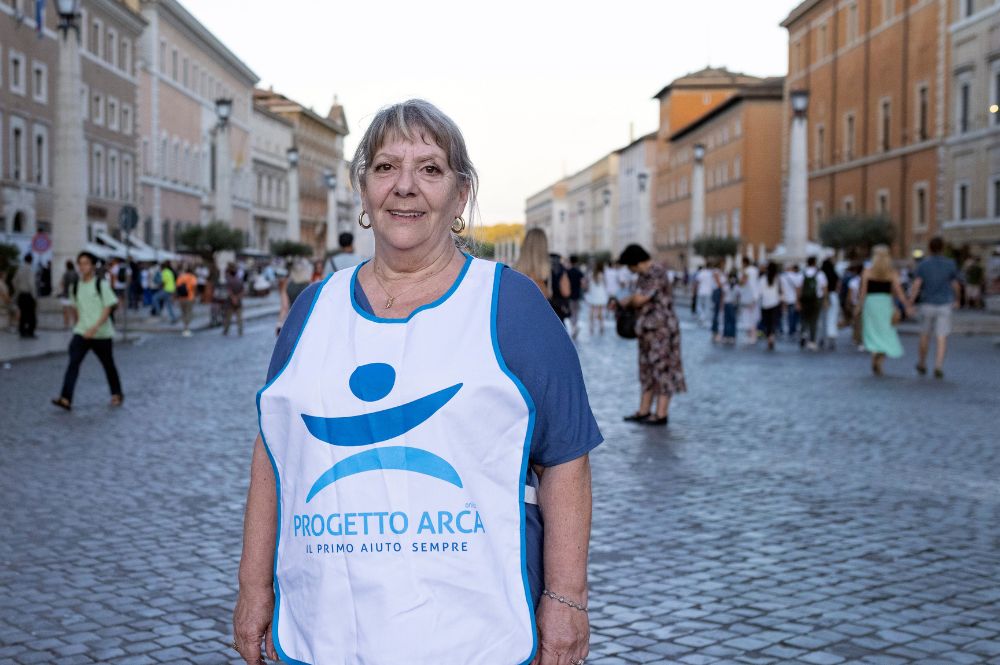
[541,589,588,612]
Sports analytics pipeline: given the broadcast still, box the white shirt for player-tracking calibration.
[758,275,782,309]
[780,271,802,304]
[696,269,717,296]
[331,251,363,274]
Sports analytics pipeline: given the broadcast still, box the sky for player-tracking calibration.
[182,0,796,225]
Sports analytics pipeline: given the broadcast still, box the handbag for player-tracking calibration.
[616,305,639,339]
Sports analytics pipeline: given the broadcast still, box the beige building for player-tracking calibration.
[782,0,950,258]
[616,132,657,254]
[137,0,258,252]
[658,78,786,268]
[254,88,348,256]
[525,180,569,256]
[941,0,1000,264]
[250,103,293,251]
[1,0,144,260]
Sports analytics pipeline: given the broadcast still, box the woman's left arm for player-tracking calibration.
[534,454,592,665]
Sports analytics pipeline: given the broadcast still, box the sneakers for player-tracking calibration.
[934,368,944,379]
[181,329,193,338]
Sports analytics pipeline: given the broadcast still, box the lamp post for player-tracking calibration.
[286,146,300,242]
[689,143,706,271]
[51,0,86,294]
[785,90,810,263]
[324,171,338,254]
[213,98,233,225]
[637,170,651,250]
[601,188,613,255]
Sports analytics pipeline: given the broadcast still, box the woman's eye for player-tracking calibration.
[373,163,392,172]
[423,165,441,174]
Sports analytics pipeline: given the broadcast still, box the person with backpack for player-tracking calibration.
[175,265,198,337]
[797,256,827,351]
[51,251,124,411]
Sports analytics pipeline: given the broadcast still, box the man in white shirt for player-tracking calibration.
[797,256,828,350]
[695,266,717,327]
[329,233,364,275]
[780,264,803,338]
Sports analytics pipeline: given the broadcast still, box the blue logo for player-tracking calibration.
[302,363,463,502]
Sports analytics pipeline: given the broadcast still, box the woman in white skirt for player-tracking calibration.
[821,258,841,350]
[586,261,610,335]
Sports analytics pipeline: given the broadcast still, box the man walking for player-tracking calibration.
[909,237,961,378]
[222,263,245,336]
[798,256,828,350]
[51,252,123,410]
[781,264,803,338]
[12,254,37,338]
[329,232,364,275]
[175,265,198,337]
[566,255,585,338]
[152,262,178,324]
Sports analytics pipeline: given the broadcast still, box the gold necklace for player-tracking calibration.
[371,256,453,310]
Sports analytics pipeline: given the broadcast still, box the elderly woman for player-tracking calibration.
[234,100,600,665]
[617,244,686,426]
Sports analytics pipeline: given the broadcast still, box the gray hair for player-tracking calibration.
[350,99,480,248]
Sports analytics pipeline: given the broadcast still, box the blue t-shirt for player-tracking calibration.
[265,263,603,606]
[916,255,959,305]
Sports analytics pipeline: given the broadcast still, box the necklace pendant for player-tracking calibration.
[384,297,394,309]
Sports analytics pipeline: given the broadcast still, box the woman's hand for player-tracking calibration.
[232,585,277,664]
[532,599,589,665]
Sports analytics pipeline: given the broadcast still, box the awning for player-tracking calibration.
[123,235,180,262]
[82,242,114,261]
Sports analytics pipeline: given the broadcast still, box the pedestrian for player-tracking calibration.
[694,264,715,327]
[721,270,739,344]
[234,99,596,665]
[618,243,686,426]
[737,269,758,346]
[59,259,79,330]
[846,263,865,350]
[908,236,961,378]
[548,251,572,326]
[858,245,908,376]
[222,263,244,336]
[514,228,556,297]
[276,257,314,336]
[798,256,828,351]
[51,251,124,411]
[820,258,841,350]
[585,260,609,335]
[708,261,724,342]
[758,262,783,351]
[127,260,142,310]
[153,262,178,324]
[175,265,198,337]
[781,263,802,338]
[741,256,760,334]
[12,253,37,338]
[328,232,364,274]
[566,254,585,338]
[311,259,324,283]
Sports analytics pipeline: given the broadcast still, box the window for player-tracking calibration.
[917,84,929,139]
[159,40,166,74]
[32,124,47,186]
[142,138,150,175]
[880,99,891,152]
[108,97,119,131]
[123,156,134,202]
[89,19,102,57]
[108,151,119,199]
[992,176,1000,218]
[122,105,132,135]
[847,4,859,44]
[818,23,828,58]
[845,113,856,160]
[92,145,104,197]
[733,156,742,180]
[813,202,825,234]
[963,0,974,19]
[31,61,47,104]
[92,92,104,125]
[182,57,189,88]
[883,0,894,22]
[80,83,89,120]
[815,125,825,167]
[992,63,1000,127]
[106,29,117,67]
[843,196,855,215]
[956,182,969,220]
[732,209,741,237]
[171,48,178,81]
[914,183,929,229]
[958,78,971,133]
[9,50,26,96]
[876,189,890,214]
[10,117,26,181]
[120,38,132,75]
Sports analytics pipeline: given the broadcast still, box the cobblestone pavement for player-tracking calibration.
[1,309,999,665]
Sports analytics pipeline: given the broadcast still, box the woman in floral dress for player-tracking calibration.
[618,244,686,426]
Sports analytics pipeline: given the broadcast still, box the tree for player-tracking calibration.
[819,214,895,258]
[270,239,314,259]
[176,221,244,261]
[692,235,739,260]
[0,243,20,283]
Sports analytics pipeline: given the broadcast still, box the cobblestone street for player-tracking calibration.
[1,310,999,665]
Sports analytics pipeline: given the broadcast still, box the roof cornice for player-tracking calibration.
[781,0,826,28]
[91,0,148,33]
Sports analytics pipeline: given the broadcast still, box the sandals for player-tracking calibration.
[642,416,669,426]
[51,397,72,411]
[623,412,651,422]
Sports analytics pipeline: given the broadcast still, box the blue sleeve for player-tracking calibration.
[497,267,603,467]
[266,282,323,383]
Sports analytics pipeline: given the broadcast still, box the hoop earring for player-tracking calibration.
[358,211,371,229]
[451,216,466,234]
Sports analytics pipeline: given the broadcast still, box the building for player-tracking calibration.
[1,0,144,262]
[250,103,293,251]
[137,0,258,252]
[525,181,568,256]
[781,0,949,258]
[254,88,348,256]
[941,0,1000,263]
[658,78,786,268]
[616,132,657,255]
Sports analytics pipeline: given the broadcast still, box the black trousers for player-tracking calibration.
[17,293,36,337]
[59,334,123,402]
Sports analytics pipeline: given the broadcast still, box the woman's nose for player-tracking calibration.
[393,167,416,197]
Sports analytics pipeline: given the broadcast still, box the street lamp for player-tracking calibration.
[286,146,299,168]
[791,90,809,117]
[215,98,233,127]
[324,172,338,191]
[693,143,706,162]
[55,0,81,39]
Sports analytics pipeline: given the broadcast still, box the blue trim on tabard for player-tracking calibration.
[491,262,539,665]
[306,446,464,502]
[255,274,331,665]
[348,252,473,323]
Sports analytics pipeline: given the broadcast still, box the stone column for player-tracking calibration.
[52,29,87,290]
[214,125,232,223]
[325,183,338,254]
[785,106,809,263]
[689,148,706,271]
[287,165,300,242]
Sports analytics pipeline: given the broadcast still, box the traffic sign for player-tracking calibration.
[31,231,51,254]
[119,205,139,232]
